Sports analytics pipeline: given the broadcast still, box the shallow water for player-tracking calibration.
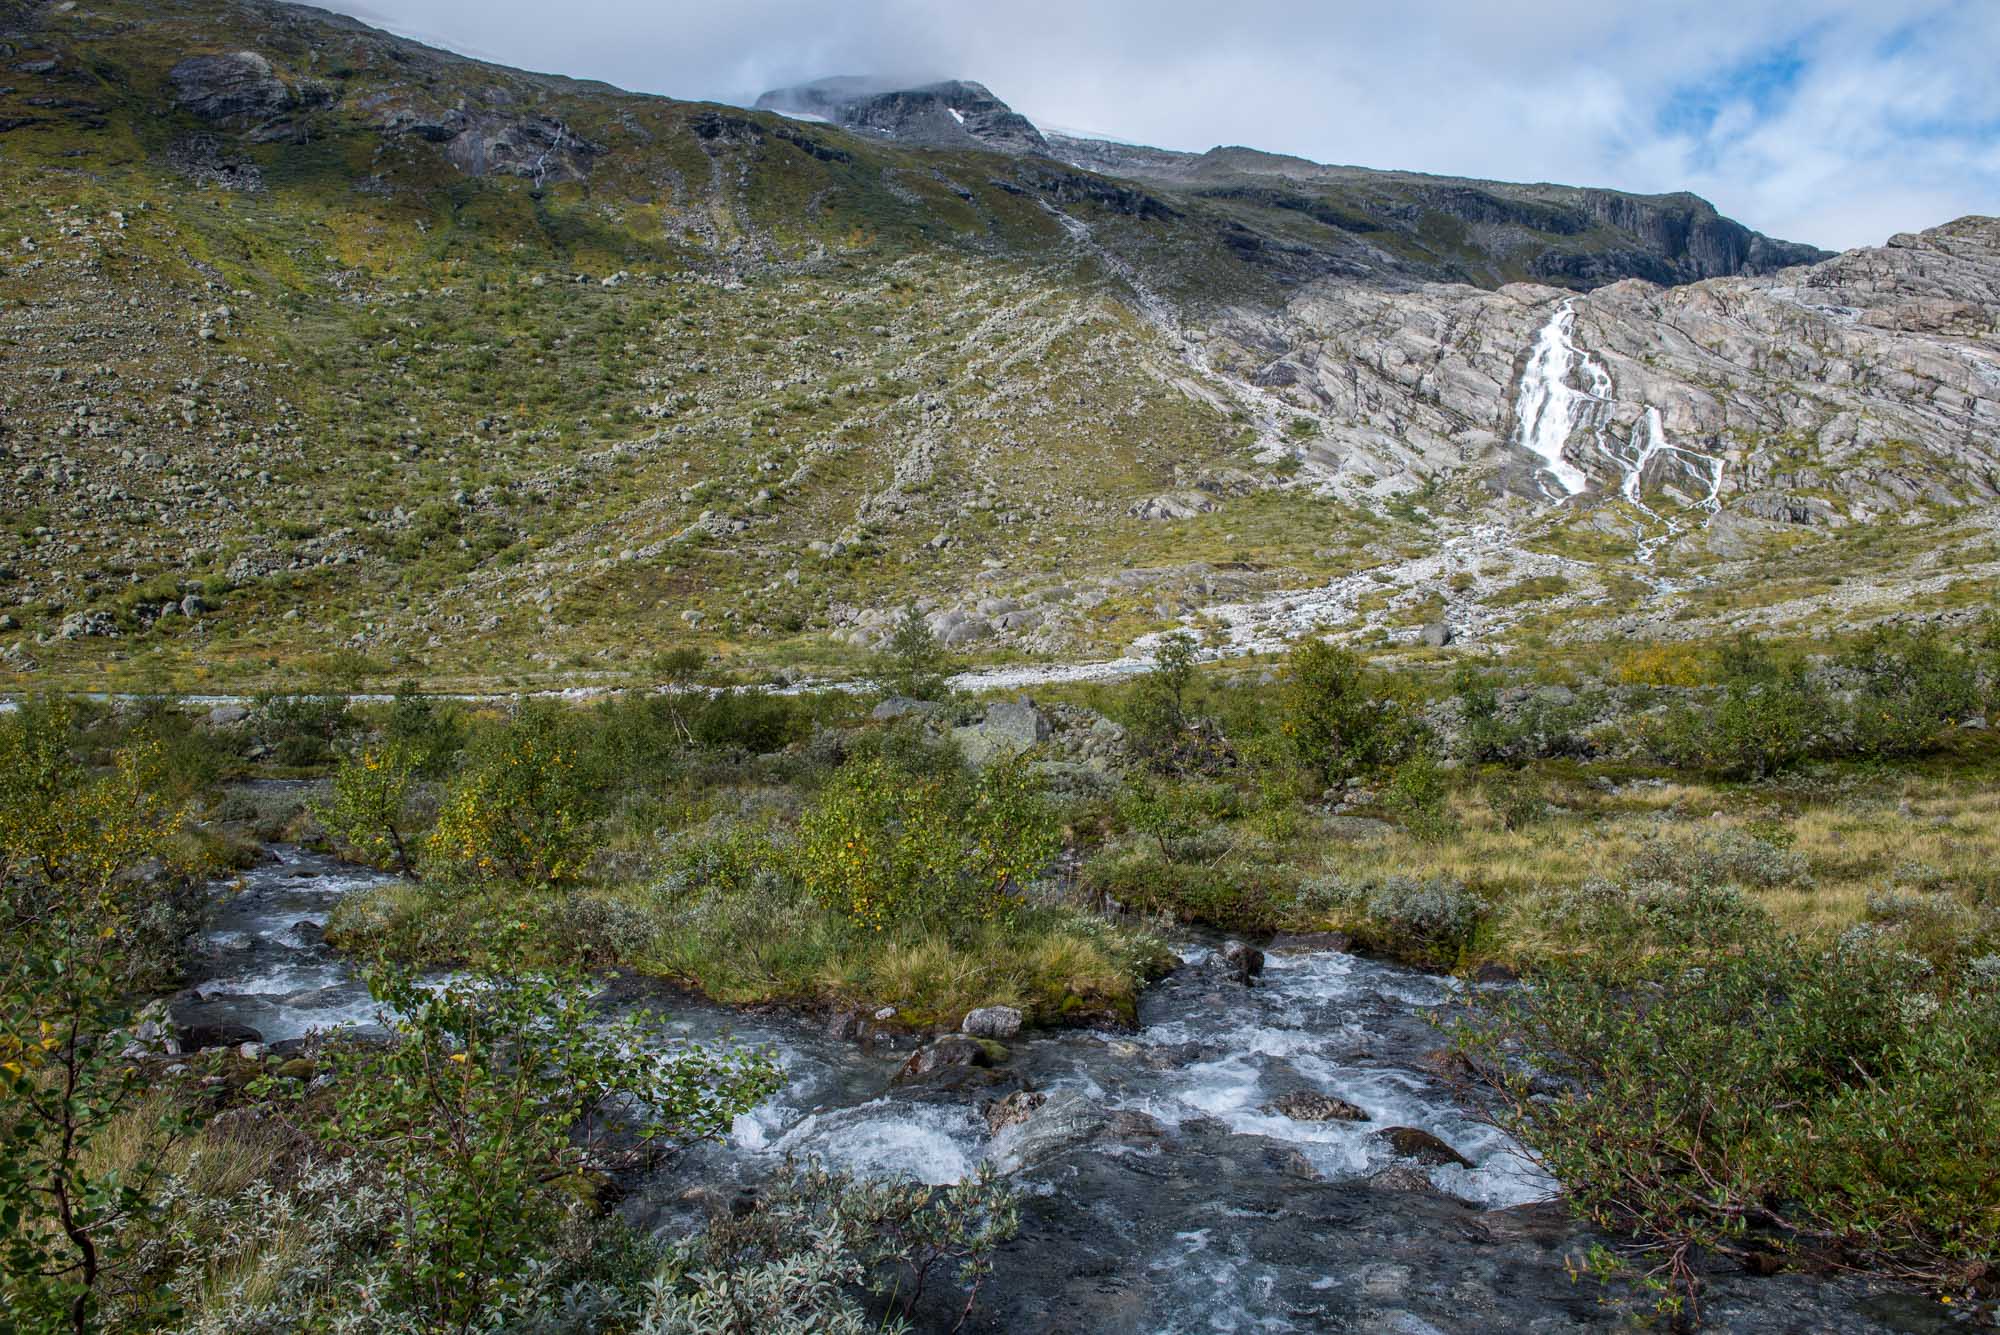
[173,850,1911,1333]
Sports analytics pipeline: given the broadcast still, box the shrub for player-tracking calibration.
[1278,638,1420,785]
[313,739,429,876]
[385,679,465,777]
[1299,873,1483,965]
[1483,769,1552,832]
[791,755,1058,931]
[427,704,606,884]
[1114,774,1239,865]
[0,703,192,1333]
[252,687,354,768]
[1648,639,1824,779]
[1384,751,1456,842]
[1461,934,1999,1314]
[1840,625,1981,759]
[1623,827,1812,891]
[639,1159,1019,1334]
[1614,642,1709,688]
[691,688,810,755]
[1524,876,1772,968]
[1124,632,1222,771]
[294,967,781,1330]
[874,604,953,702]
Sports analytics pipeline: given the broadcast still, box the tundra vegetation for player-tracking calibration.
[3,620,1999,1327]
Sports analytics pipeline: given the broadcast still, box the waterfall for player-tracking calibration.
[1513,300,1593,498]
[1516,302,1727,529]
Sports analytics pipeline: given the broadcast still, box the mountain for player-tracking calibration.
[0,0,1994,692]
[755,76,1054,158]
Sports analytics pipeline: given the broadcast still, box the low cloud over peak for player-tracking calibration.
[322,0,1999,251]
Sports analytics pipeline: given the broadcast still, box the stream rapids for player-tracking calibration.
[166,847,1933,1333]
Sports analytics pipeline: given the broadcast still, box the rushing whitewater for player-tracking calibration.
[1513,300,1594,497]
[1517,301,1728,542]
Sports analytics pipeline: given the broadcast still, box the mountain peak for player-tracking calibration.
[754,76,1051,157]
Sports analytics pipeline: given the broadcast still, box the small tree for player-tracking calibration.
[1125,632,1202,767]
[875,605,952,702]
[427,704,605,884]
[1279,638,1417,786]
[0,703,190,1334]
[314,739,428,877]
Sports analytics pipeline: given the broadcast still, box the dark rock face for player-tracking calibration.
[170,51,292,124]
[1210,940,1265,985]
[755,76,1051,157]
[894,1035,990,1083]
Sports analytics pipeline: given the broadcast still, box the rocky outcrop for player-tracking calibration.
[170,52,293,124]
[756,77,1050,157]
[1203,216,2000,522]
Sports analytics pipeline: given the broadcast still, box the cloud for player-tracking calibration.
[316,0,1999,249]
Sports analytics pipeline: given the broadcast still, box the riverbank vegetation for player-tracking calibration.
[5,614,1999,1325]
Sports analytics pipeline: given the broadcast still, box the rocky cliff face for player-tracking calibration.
[755,77,1052,157]
[1204,216,2000,532]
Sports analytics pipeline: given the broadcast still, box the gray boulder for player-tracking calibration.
[952,698,1050,768]
[961,1005,1024,1039]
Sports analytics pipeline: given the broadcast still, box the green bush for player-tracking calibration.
[1648,639,1824,779]
[791,755,1058,931]
[691,688,812,756]
[1124,632,1226,771]
[1623,828,1812,891]
[314,739,430,876]
[1278,638,1422,786]
[873,604,953,702]
[1114,773,1240,865]
[1840,625,1981,759]
[0,702,193,1332]
[252,688,355,768]
[1384,750,1456,842]
[1523,876,1772,970]
[1461,932,2000,1313]
[427,704,606,884]
[1295,873,1483,964]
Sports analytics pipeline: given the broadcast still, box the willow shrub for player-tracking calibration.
[1461,932,2000,1316]
[792,754,1058,932]
[427,704,605,884]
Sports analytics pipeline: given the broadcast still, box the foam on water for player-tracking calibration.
[1513,301,1594,498]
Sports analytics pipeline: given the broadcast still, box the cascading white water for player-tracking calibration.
[1517,301,1728,567]
[1513,300,1593,498]
[1622,406,1724,514]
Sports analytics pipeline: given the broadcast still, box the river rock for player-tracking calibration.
[1210,940,1264,985]
[180,1020,263,1051]
[1265,1090,1369,1123]
[1378,1126,1473,1168]
[985,1089,1166,1174]
[1366,1164,1454,1195]
[951,698,1050,768]
[961,1005,1023,1039]
[985,1089,1047,1134]
[896,1035,990,1083]
[206,702,250,727]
